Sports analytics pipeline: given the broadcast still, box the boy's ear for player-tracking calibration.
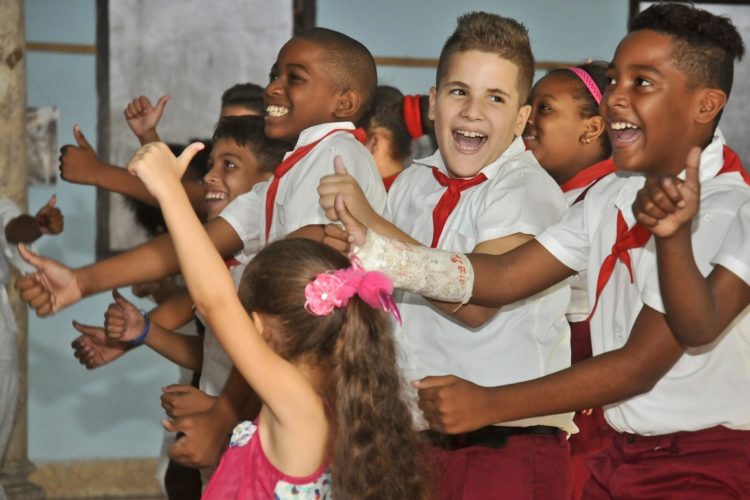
[582,115,605,143]
[695,88,728,125]
[428,87,437,121]
[333,89,362,121]
[513,104,532,137]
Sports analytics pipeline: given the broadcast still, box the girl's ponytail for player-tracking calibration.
[332,299,429,499]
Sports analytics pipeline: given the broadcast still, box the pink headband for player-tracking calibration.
[569,67,602,105]
[304,264,401,324]
[402,95,424,139]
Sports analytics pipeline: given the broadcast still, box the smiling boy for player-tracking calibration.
[18,27,386,467]
[344,4,750,497]
[320,12,573,498]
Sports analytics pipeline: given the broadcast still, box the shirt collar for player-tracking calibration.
[414,136,528,180]
[293,121,355,149]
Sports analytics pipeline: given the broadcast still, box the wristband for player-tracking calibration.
[128,310,151,347]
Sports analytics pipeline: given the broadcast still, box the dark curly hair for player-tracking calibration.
[238,238,430,499]
[630,3,744,97]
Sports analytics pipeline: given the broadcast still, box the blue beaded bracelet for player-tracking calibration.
[128,310,151,347]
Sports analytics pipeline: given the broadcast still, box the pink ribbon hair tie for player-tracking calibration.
[304,266,402,324]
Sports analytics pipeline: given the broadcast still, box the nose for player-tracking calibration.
[204,164,220,185]
[460,96,483,121]
[604,82,627,110]
[265,78,282,99]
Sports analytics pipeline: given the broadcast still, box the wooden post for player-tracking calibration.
[0,0,45,497]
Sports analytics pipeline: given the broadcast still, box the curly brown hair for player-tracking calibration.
[238,238,429,499]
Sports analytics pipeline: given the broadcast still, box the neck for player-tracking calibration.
[377,157,404,179]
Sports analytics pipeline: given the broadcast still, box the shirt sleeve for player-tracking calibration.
[713,200,750,287]
[275,134,387,232]
[535,199,590,274]
[219,181,265,253]
[476,165,566,243]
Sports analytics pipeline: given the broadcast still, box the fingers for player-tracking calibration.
[334,194,366,246]
[17,243,44,269]
[333,155,349,175]
[73,125,94,150]
[112,288,130,308]
[411,375,456,390]
[72,320,103,338]
[177,142,206,174]
[162,418,178,433]
[154,95,171,115]
[44,194,57,209]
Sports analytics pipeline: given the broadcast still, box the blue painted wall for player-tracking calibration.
[25,0,628,461]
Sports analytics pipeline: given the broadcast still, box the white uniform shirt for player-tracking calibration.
[220,121,386,261]
[388,137,574,432]
[537,129,750,434]
[206,122,385,394]
[197,261,246,397]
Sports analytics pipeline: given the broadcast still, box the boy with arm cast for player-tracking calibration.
[341,4,750,496]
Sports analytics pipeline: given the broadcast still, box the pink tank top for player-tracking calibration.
[202,420,332,499]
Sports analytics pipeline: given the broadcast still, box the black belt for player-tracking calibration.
[423,425,562,450]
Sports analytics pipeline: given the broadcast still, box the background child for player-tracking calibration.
[359,85,432,190]
[524,61,615,499]
[19,27,386,469]
[0,195,62,500]
[127,138,428,498]
[343,4,750,497]
[57,82,265,218]
[321,12,573,499]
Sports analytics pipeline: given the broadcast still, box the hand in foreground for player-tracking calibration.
[71,320,130,369]
[104,289,145,342]
[34,194,64,235]
[333,193,367,247]
[322,223,351,254]
[59,125,105,186]
[124,95,170,143]
[127,142,204,200]
[318,155,378,224]
[413,375,496,434]
[16,244,82,316]
[161,385,216,419]
[164,404,234,468]
[632,146,701,238]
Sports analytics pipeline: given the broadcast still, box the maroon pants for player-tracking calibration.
[569,320,615,500]
[426,433,571,500]
[583,426,750,499]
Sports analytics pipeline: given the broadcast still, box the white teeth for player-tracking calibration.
[456,130,486,138]
[205,191,227,200]
[610,121,639,130]
[266,105,289,117]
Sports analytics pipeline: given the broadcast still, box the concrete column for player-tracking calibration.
[0,0,45,497]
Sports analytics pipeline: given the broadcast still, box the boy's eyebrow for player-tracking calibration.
[443,80,512,98]
[286,62,309,74]
[629,64,663,77]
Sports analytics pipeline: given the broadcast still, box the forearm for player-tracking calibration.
[483,307,684,424]
[138,130,161,145]
[75,218,241,298]
[145,325,203,371]
[5,215,42,243]
[655,227,722,346]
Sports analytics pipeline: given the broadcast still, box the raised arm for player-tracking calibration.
[16,208,242,317]
[59,126,207,216]
[123,95,170,145]
[632,147,750,346]
[128,142,324,434]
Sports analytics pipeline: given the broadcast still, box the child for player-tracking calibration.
[359,85,431,190]
[0,195,62,500]
[322,12,573,499]
[58,82,265,216]
[340,4,750,496]
[632,149,750,347]
[126,138,428,498]
[20,27,386,467]
[525,62,616,499]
